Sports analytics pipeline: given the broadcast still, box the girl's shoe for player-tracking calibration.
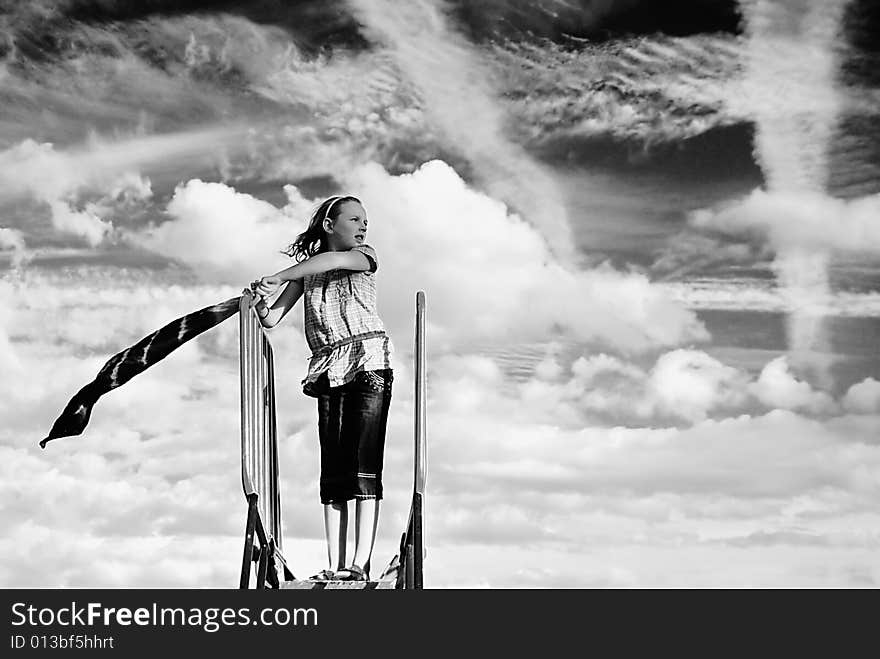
[309,569,336,581]
[337,564,367,582]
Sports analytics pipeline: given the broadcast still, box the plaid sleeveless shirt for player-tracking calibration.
[300,244,394,396]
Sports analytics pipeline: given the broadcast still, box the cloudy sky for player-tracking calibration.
[1,0,879,587]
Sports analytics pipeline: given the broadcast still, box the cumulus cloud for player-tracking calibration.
[843,378,880,415]
[8,256,874,587]
[429,372,880,503]
[0,262,421,586]
[4,261,880,586]
[646,350,750,422]
[47,199,113,246]
[690,189,880,255]
[343,159,706,352]
[748,356,837,415]
[119,159,707,352]
[422,363,880,586]
[129,179,302,283]
[436,345,860,430]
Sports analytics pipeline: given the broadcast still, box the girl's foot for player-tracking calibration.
[336,564,367,582]
[309,569,336,581]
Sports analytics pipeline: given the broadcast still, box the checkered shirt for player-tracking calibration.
[300,244,394,394]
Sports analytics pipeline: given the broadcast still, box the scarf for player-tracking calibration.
[40,295,244,449]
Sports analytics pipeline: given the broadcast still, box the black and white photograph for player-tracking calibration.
[1,0,879,591]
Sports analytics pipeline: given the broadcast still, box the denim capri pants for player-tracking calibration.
[313,368,393,504]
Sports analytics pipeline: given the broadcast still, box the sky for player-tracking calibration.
[1,0,879,587]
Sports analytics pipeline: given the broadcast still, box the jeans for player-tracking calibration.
[315,368,393,504]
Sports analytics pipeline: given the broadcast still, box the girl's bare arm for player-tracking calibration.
[272,250,371,283]
[257,279,304,329]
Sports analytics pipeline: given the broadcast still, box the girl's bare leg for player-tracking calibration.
[323,502,348,570]
[351,499,380,575]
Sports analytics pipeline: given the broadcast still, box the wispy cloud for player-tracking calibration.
[0,129,245,248]
[346,0,576,262]
[731,0,853,375]
[690,188,880,255]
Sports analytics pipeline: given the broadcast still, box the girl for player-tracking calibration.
[250,194,394,582]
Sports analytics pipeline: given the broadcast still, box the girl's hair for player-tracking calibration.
[281,194,362,262]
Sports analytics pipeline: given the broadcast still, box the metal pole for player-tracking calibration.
[239,292,286,587]
[266,344,281,548]
[412,291,426,588]
[260,338,270,536]
[414,291,426,495]
[239,296,249,495]
[239,295,254,495]
[256,323,266,526]
[255,320,265,524]
[247,313,260,494]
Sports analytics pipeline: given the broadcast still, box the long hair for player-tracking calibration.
[281,195,361,262]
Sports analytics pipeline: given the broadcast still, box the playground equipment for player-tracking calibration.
[237,291,427,589]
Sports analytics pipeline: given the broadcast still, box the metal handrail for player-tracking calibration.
[399,290,427,589]
[414,291,427,496]
[239,292,285,586]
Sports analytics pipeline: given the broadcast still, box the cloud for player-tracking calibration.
[0,281,22,373]
[346,0,576,262]
[731,0,849,193]
[430,340,877,447]
[129,179,302,283]
[0,132,240,247]
[0,519,244,587]
[0,227,31,269]
[419,355,880,586]
[646,349,750,422]
[0,140,111,246]
[495,32,743,147]
[843,378,880,415]
[0,262,420,585]
[690,188,880,255]
[748,356,837,414]
[47,199,113,246]
[3,261,880,586]
[721,529,831,548]
[3,0,879,589]
[432,391,879,503]
[658,279,880,317]
[344,159,707,352]
[118,159,707,353]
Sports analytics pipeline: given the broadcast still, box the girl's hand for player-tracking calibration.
[255,275,282,297]
[244,287,263,309]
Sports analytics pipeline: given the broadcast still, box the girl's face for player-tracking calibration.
[325,200,368,251]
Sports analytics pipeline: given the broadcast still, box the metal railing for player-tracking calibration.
[398,290,427,589]
[238,290,291,588]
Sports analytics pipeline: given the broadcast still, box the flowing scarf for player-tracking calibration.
[40,295,245,449]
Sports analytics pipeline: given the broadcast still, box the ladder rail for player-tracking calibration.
[399,290,427,589]
[414,290,427,496]
[238,291,286,587]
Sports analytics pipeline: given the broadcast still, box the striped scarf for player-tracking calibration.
[40,296,243,449]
